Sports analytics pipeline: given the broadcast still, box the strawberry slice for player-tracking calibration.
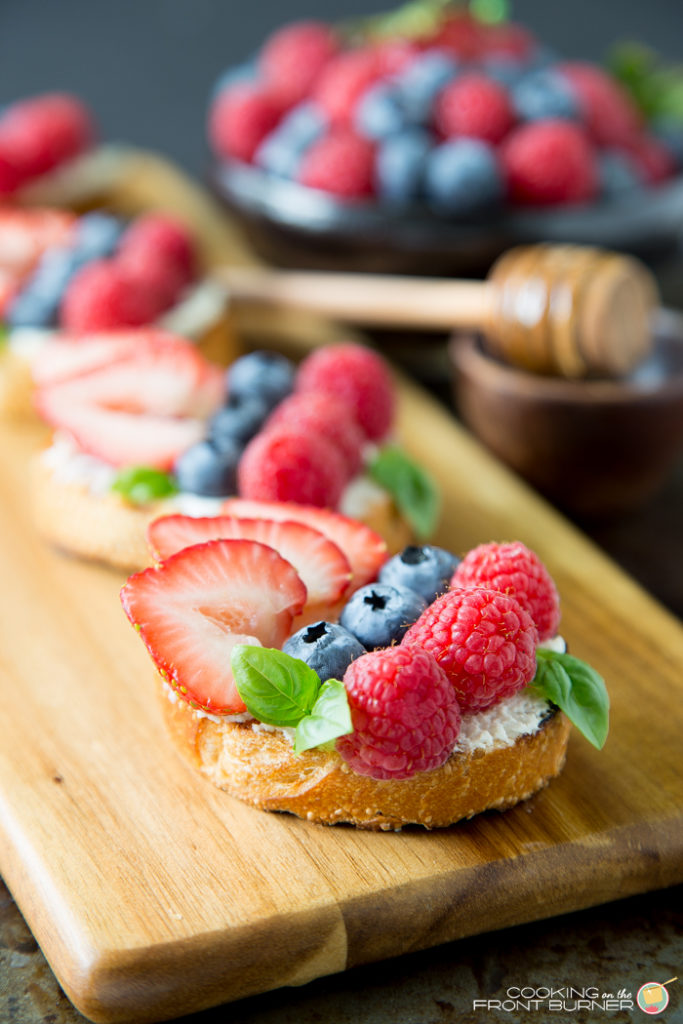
[221,498,388,589]
[36,388,205,470]
[0,268,20,317]
[37,346,218,419]
[0,208,75,273]
[147,515,352,606]
[35,330,225,469]
[32,332,144,387]
[33,329,224,417]
[121,539,307,713]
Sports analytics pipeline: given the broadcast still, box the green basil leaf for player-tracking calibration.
[111,466,178,506]
[341,0,452,44]
[530,648,609,750]
[470,0,509,25]
[609,42,683,121]
[294,679,353,755]
[368,444,440,539]
[0,323,8,347]
[231,646,321,727]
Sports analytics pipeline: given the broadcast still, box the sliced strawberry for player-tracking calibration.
[36,387,205,470]
[0,268,20,317]
[221,498,388,589]
[32,332,143,387]
[34,329,224,415]
[38,348,216,419]
[121,539,307,713]
[147,514,352,606]
[35,331,224,470]
[0,208,75,274]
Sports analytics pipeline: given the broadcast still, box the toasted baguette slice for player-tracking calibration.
[31,453,165,571]
[31,453,413,572]
[160,676,570,830]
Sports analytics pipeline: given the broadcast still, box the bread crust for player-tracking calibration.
[31,454,165,571]
[159,677,571,830]
[0,347,37,418]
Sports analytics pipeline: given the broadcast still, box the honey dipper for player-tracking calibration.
[223,243,658,378]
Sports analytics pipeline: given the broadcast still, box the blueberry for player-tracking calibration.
[279,103,327,147]
[528,46,560,71]
[395,50,459,124]
[255,102,327,178]
[599,152,642,197]
[379,545,460,604]
[481,56,527,88]
[425,139,503,216]
[208,392,269,448]
[513,69,579,122]
[173,438,240,496]
[355,84,407,139]
[283,621,365,681]
[7,246,77,327]
[339,583,427,650]
[73,212,124,260]
[211,60,258,101]
[376,129,432,203]
[652,118,683,169]
[226,350,296,411]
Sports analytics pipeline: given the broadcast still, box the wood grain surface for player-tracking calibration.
[0,152,681,1024]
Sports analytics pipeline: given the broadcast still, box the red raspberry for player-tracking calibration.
[501,120,598,206]
[118,214,196,299]
[451,541,560,641]
[0,143,23,194]
[313,49,381,124]
[428,12,484,60]
[296,342,394,442]
[260,21,339,106]
[479,22,535,60]
[116,249,182,310]
[374,39,420,75]
[0,93,94,179]
[336,645,461,780]
[435,74,515,145]
[559,63,642,149]
[265,391,364,479]
[403,587,538,712]
[60,260,166,331]
[625,135,676,184]
[208,83,283,163]
[237,426,347,508]
[298,130,376,198]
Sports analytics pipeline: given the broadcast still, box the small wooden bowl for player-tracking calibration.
[449,309,683,519]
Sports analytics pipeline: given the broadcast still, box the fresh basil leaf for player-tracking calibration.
[368,444,440,539]
[342,0,452,44]
[231,646,321,727]
[609,42,683,121]
[530,648,609,750]
[294,679,353,755]
[111,466,178,506]
[470,0,509,25]
[0,323,9,347]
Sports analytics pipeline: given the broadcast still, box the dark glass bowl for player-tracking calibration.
[211,159,683,277]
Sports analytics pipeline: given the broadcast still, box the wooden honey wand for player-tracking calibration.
[221,243,658,379]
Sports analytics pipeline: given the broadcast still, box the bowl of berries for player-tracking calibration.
[207,2,683,275]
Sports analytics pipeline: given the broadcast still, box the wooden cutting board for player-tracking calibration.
[1,152,682,1024]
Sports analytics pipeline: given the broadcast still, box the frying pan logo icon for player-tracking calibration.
[637,977,677,1014]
